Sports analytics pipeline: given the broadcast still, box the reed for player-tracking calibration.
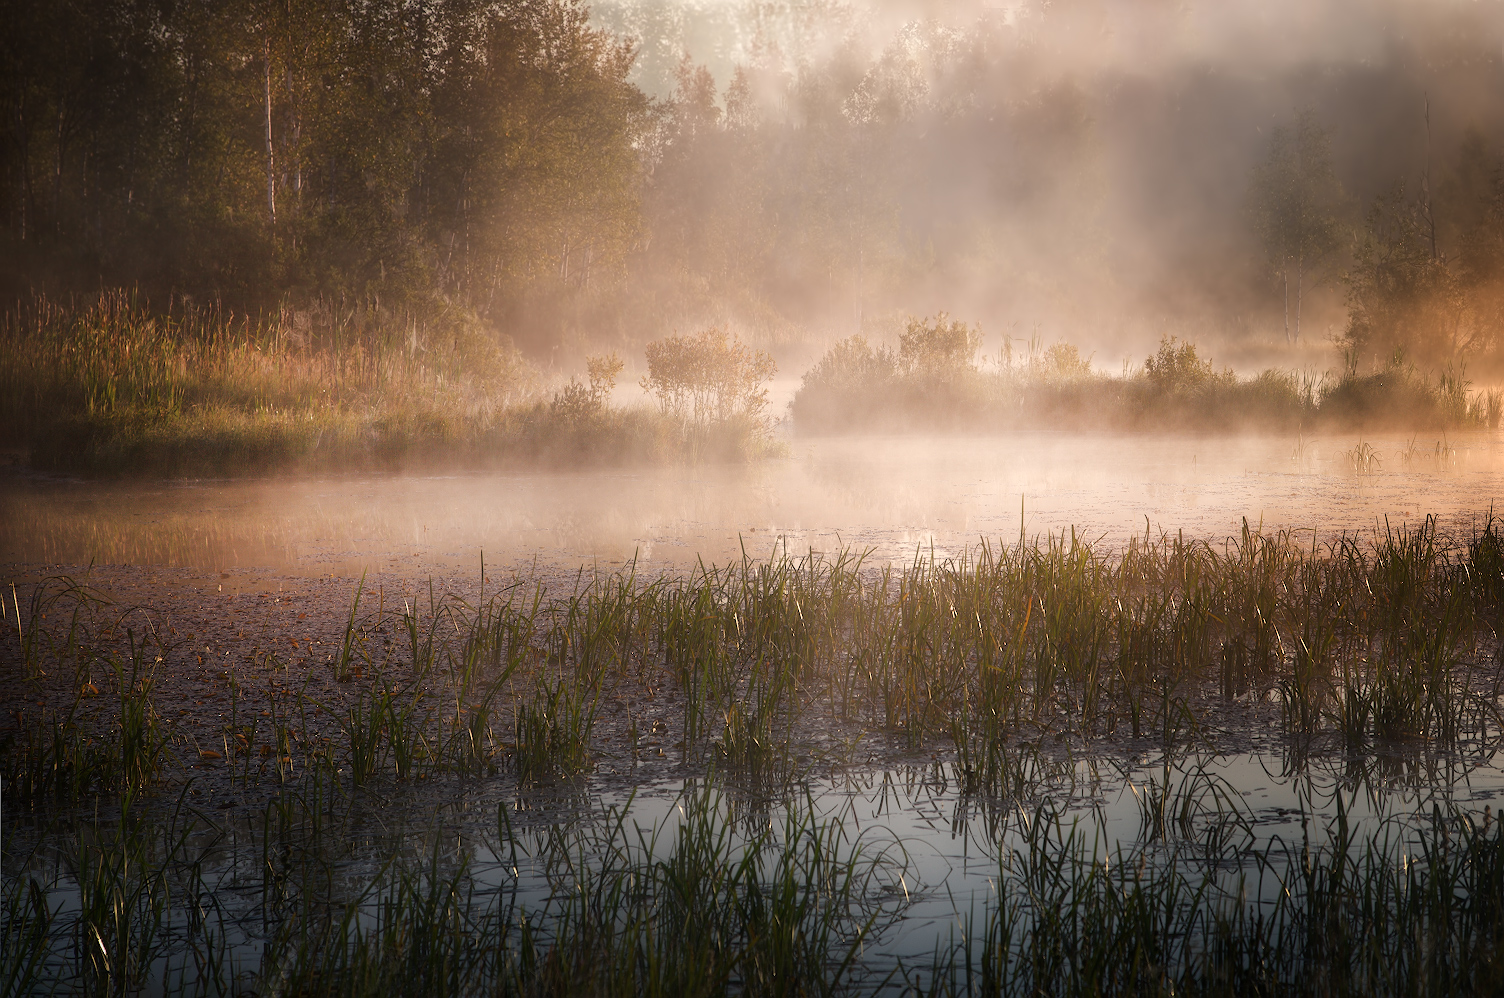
[10,517,1504,993]
[911,797,1504,996]
[0,291,777,476]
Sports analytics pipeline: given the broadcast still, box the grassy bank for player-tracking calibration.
[0,292,778,476]
[792,319,1504,434]
[9,294,1499,478]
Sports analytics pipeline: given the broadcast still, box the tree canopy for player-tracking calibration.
[0,0,649,327]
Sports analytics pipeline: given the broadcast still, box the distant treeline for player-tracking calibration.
[792,316,1504,435]
[12,0,1504,371]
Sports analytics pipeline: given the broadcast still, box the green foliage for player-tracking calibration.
[1335,130,1504,376]
[0,0,650,329]
[1342,187,1468,371]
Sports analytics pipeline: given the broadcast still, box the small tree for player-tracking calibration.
[1249,110,1347,343]
[551,352,623,422]
[586,352,624,405]
[641,327,776,424]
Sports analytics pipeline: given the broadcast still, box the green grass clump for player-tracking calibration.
[512,674,597,783]
[3,637,166,808]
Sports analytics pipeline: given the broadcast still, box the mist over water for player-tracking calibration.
[12,4,1504,990]
[6,431,1504,579]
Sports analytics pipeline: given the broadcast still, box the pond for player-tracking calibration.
[4,431,1503,576]
[5,430,1504,994]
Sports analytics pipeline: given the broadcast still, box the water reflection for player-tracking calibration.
[11,741,1502,991]
[4,431,1504,577]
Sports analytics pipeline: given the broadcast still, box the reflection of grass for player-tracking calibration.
[916,798,1504,996]
[10,515,1504,991]
[11,747,1504,994]
[5,781,909,995]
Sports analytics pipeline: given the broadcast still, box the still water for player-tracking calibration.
[4,431,1504,577]
[8,430,1504,990]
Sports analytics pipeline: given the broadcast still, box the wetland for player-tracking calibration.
[8,433,1504,995]
[12,2,1504,991]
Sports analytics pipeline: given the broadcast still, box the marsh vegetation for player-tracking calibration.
[10,0,1504,992]
[8,517,1504,992]
[793,318,1504,435]
[0,293,781,474]
[6,295,1501,478]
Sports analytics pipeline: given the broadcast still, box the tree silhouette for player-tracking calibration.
[1248,109,1347,343]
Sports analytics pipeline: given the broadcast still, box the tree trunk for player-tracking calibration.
[1282,262,1290,344]
[285,65,301,205]
[1295,252,1303,344]
[14,96,31,241]
[52,99,65,235]
[264,38,276,227]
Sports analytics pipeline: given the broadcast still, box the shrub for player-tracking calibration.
[898,313,981,375]
[550,352,624,424]
[787,336,897,430]
[640,327,776,425]
[1141,336,1232,396]
[1029,342,1095,383]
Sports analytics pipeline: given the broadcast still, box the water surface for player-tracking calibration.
[4,431,1502,578]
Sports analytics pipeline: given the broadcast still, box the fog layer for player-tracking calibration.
[7,0,1504,380]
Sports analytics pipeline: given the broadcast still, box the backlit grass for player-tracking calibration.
[0,291,778,475]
